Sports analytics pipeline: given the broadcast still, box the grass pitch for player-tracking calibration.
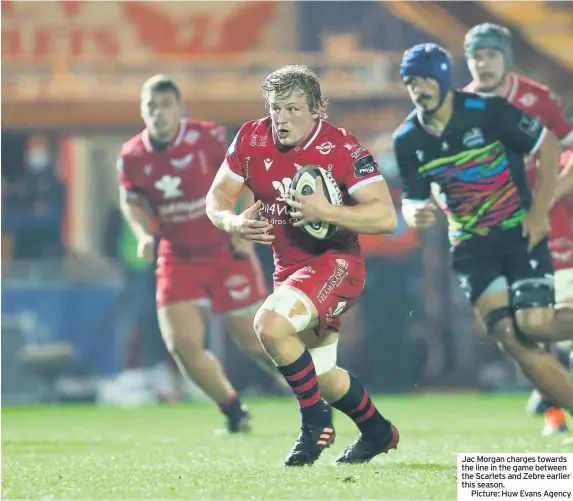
[2,394,570,500]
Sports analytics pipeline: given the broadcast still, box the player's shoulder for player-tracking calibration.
[456,90,493,110]
[513,74,551,97]
[240,117,272,136]
[120,131,147,161]
[183,117,224,133]
[231,117,272,152]
[318,120,372,160]
[513,73,562,108]
[455,90,508,120]
[180,118,226,145]
[319,120,360,145]
[392,111,419,142]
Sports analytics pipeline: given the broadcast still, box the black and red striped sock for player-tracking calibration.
[277,349,329,425]
[331,373,391,437]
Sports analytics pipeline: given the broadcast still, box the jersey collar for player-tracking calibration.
[142,118,187,153]
[468,73,517,102]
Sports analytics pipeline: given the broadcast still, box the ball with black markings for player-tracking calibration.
[291,165,343,240]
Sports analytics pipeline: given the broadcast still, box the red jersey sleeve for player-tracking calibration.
[543,91,573,145]
[337,136,385,196]
[221,123,249,183]
[117,149,142,200]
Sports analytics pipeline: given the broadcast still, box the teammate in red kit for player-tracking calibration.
[464,24,573,435]
[206,65,399,466]
[117,75,277,433]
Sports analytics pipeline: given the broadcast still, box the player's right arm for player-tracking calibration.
[487,96,558,249]
[206,130,274,244]
[393,129,436,229]
[117,155,155,261]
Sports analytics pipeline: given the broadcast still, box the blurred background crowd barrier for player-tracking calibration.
[2,0,572,405]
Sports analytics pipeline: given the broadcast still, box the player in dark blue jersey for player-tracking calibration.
[393,43,573,412]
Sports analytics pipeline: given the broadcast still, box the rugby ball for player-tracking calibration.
[291,165,343,240]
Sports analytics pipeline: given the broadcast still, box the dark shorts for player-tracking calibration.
[451,227,554,305]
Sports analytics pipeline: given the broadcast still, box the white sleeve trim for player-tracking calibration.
[221,163,244,183]
[560,130,573,147]
[347,175,384,195]
[529,126,547,156]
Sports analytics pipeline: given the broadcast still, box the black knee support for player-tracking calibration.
[510,278,555,310]
[482,306,513,334]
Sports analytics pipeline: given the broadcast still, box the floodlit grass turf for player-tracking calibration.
[2,394,570,500]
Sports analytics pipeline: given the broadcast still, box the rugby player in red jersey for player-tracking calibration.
[118,75,278,433]
[207,65,399,466]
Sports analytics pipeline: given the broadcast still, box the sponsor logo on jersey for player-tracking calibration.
[250,134,268,147]
[353,155,378,178]
[462,128,485,149]
[519,113,542,138]
[316,141,336,155]
[184,130,201,145]
[518,93,538,108]
[316,265,349,304]
[350,145,367,159]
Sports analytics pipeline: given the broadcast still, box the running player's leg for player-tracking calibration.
[453,238,573,411]
[254,285,333,467]
[510,237,573,342]
[526,232,573,434]
[156,257,250,432]
[298,327,399,465]
[212,253,284,386]
[254,254,397,466]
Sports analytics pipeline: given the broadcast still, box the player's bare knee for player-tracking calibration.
[316,367,338,388]
[254,288,315,348]
[254,309,295,350]
[515,308,555,339]
[510,277,555,340]
[485,318,524,356]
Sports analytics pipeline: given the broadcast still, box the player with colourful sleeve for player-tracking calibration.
[464,24,573,435]
[207,65,399,466]
[394,43,573,432]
